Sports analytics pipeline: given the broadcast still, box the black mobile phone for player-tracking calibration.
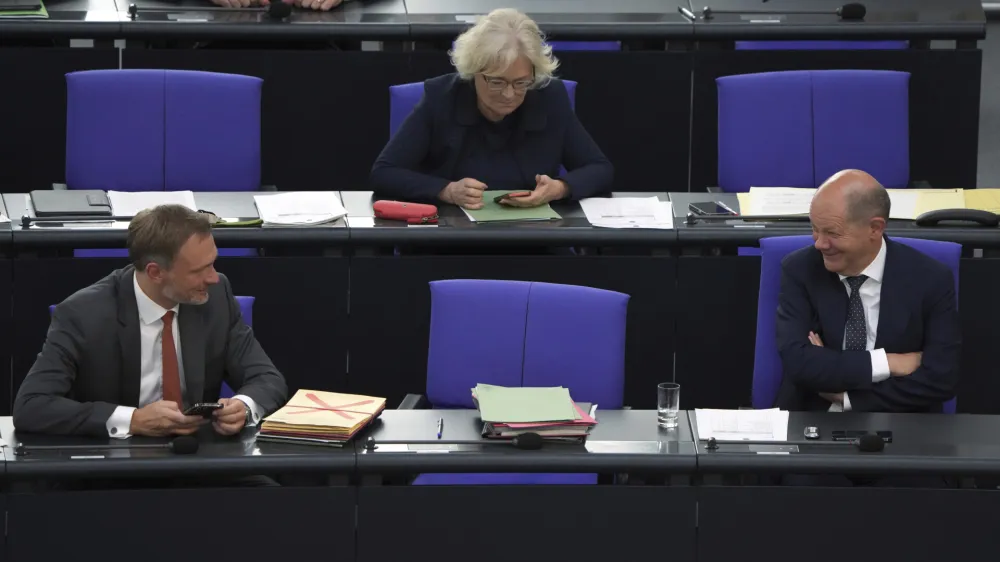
[184,402,223,418]
[688,201,737,217]
[831,430,893,443]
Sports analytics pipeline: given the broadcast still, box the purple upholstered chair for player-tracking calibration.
[49,295,255,399]
[753,235,958,414]
[735,41,908,50]
[717,70,911,193]
[413,279,629,485]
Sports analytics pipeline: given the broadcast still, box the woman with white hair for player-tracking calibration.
[370,9,613,210]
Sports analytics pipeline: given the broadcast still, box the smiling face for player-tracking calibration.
[474,54,533,121]
[809,190,885,276]
[148,233,219,306]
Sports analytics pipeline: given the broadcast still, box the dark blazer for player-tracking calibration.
[370,73,613,202]
[775,237,960,412]
[13,266,288,437]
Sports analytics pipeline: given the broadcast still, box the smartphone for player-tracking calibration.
[688,201,738,216]
[494,191,532,203]
[831,430,893,443]
[184,402,223,417]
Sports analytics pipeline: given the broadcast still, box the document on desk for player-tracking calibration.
[740,187,815,217]
[580,197,674,229]
[964,189,1000,213]
[253,191,347,227]
[886,189,965,220]
[694,408,789,441]
[108,191,197,217]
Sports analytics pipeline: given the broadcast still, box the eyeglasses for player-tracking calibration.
[481,74,533,93]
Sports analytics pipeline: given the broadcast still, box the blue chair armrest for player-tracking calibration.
[706,186,723,193]
[260,185,278,192]
[909,180,933,189]
[399,393,429,409]
[52,183,68,190]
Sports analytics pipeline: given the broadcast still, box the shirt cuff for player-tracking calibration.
[842,393,853,412]
[232,394,263,427]
[106,406,136,439]
[870,349,891,383]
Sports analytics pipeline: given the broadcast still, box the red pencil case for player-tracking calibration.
[373,200,439,224]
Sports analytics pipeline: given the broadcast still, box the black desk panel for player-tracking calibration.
[670,192,1000,414]
[121,49,423,193]
[688,0,987,40]
[0,48,118,194]
[356,409,697,562]
[405,0,693,39]
[118,0,409,40]
[689,48,982,192]
[400,50,693,194]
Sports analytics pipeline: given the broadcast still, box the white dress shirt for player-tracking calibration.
[105,274,263,438]
[830,238,891,412]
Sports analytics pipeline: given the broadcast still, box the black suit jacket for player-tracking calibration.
[775,237,960,412]
[370,73,613,202]
[13,266,288,437]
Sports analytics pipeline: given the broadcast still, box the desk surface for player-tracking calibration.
[693,411,1000,476]
[669,191,1000,248]
[3,192,348,249]
[356,409,697,473]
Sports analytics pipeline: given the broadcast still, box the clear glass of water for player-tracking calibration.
[657,382,680,428]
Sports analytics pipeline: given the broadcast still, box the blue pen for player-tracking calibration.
[436,418,444,439]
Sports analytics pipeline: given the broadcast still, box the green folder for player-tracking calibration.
[474,383,578,423]
[462,190,562,223]
[0,2,48,18]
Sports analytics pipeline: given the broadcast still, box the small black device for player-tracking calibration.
[183,402,223,417]
[688,201,738,217]
[831,430,892,443]
[915,208,999,228]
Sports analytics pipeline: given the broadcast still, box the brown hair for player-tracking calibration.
[127,205,212,270]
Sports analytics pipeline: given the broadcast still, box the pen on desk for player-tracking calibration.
[436,418,444,439]
[677,5,697,20]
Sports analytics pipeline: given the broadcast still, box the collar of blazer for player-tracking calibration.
[453,79,548,132]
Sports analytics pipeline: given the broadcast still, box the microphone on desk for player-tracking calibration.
[365,432,553,452]
[701,2,866,21]
[13,435,200,456]
[703,434,884,452]
[684,212,810,225]
[126,1,293,21]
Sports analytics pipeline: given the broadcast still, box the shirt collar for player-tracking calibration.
[839,237,886,284]
[133,272,179,326]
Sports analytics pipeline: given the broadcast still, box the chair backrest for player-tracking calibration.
[66,69,262,192]
[388,79,578,138]
[426,280,629,408]
[753,235,958,413]
[735,41,909,50]
[716,70,910,192]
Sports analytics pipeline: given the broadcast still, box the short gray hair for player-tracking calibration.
[128,204,212,271]
[449,9,559,88]
[846,184,891,224]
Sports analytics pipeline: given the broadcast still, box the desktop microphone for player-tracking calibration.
[701,2,867,21]
[703,434,884,452]
[364,432,556,452]
[13,435,200,456]
[126,1,293,21]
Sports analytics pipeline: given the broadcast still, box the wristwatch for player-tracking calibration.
[243,404,254,427]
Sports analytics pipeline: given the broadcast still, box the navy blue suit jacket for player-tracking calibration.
[775,237,960,412]
[370,73,613,202]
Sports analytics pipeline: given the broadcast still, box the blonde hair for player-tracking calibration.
[449,9,559,88]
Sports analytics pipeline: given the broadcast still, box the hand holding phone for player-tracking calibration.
[494,191,532,204]
[183,402,224,418]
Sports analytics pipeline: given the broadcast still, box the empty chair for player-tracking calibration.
[412,279,629,485]
[735,41,908,50]
[752,235,958,413]
[716,70,911,193]
[49,295,255,399]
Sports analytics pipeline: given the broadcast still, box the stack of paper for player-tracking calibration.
[258,389,386,446]
[253,192,347,227]
[579,197,674,229]
[109,191,197,217]
[694,408,789,442]
[471,383,597,442]
[735,186,968,220]
[462,191,562,222]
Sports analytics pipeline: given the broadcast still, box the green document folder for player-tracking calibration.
[462,190,562,223]
[474,384,578,423]
[0,1,48,18]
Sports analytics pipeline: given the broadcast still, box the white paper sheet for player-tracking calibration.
[743,187,815,216]
[694,408,789,442]
[109,191,197,217]
[580,197,674,229]
[253,192,347,227]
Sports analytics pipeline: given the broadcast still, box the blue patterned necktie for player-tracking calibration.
[844,275,869,351]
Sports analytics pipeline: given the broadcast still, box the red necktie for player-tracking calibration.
[161,310,182,405]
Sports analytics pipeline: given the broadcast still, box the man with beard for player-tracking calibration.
[14,205,287,438]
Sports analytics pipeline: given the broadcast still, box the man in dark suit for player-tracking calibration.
[14,205,288,438]
[775,169,960,413]
[370,9,613,209]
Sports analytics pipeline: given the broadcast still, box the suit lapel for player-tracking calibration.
[116,268,142,408]
[875,241,908,349]
[817,270,848,351]
[179,304,205,406]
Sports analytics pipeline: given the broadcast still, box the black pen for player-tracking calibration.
[436,418,443,439]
